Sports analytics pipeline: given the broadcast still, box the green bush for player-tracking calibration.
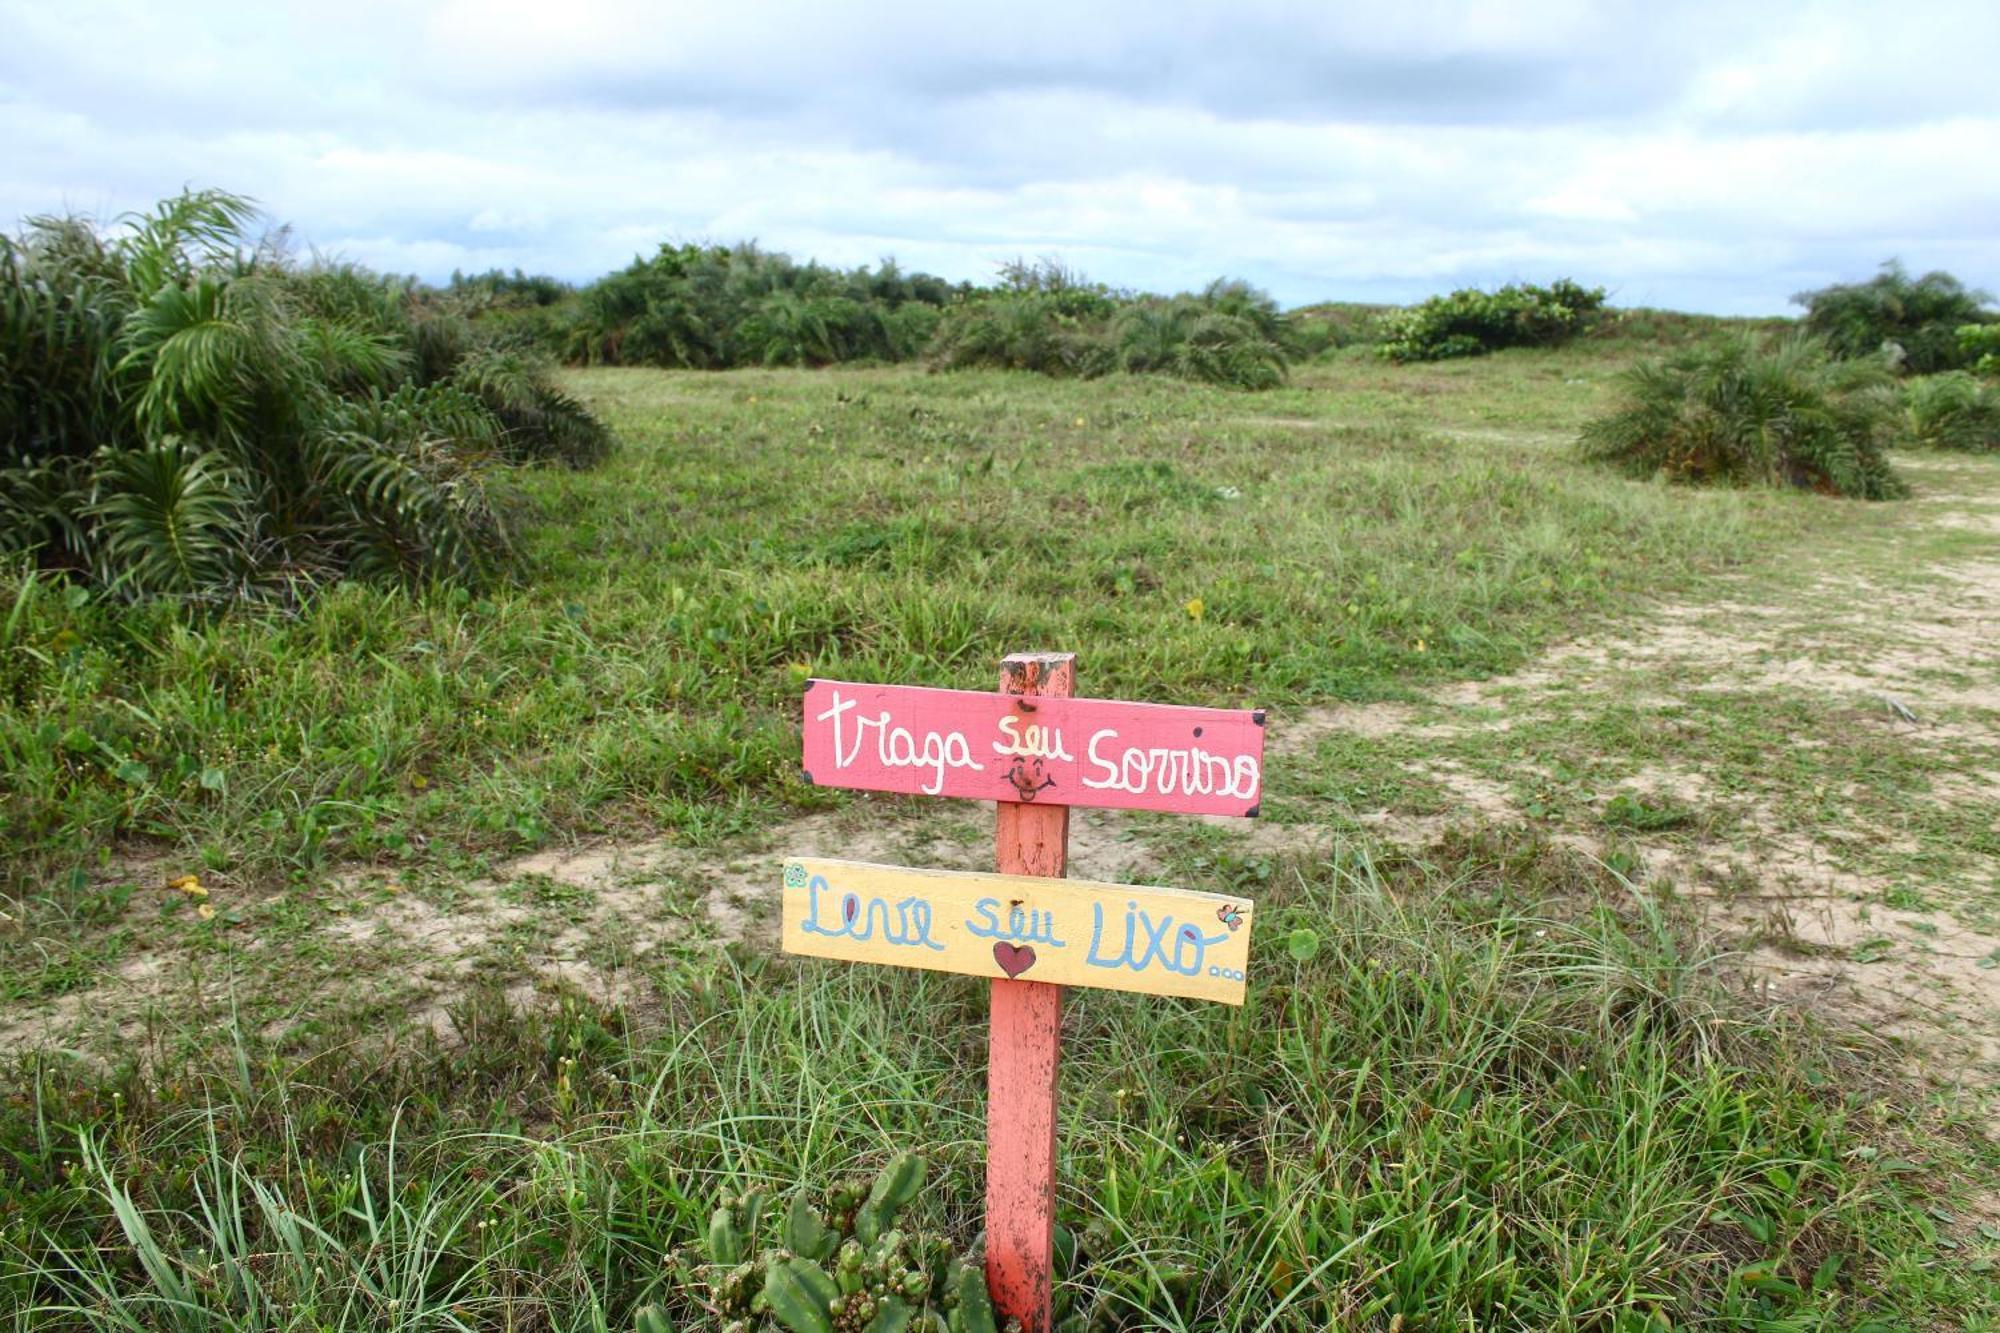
[1794,261,1994,373]
[928,291,1098,376]
[1957,321,2000,375]
[932,275,1291,389]
[0,189,610,601]
[1580,336,1906,499]
[1380,279,1606,362]
[563,243,962,370]
[1904,371,2000,452]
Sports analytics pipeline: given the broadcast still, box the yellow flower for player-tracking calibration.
[1184,597,1205,621]
[196,903,216,921]
[1415,638,1428,653]
[1073,417,1085,427]
[168,874,207,899]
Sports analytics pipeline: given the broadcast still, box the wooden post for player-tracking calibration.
[987,651,1073,1333]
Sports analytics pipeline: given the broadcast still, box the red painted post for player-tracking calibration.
[987,651,1073,1333]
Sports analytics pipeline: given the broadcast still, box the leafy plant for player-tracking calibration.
[1580,336,1906,499]
[933,275,1292,389]
[1380,279,1606,362]
[1794,261,1995,373]
[0,188,612,600]
[929,291,1094,377]
[647,1153,1005,1333]
[564,242,961,370]
[1957,321,2000,376]
[451,344,612,466]
[1601,791,1695,831]
[1903,371,2000,452]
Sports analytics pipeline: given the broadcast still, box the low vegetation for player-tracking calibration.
[1378,278,1606,362]
[0,358,1797,893]
[1580,336,1907,498]
[1794,261,1995,374]
[1958,320,2000,375]
[3,224,1997,1330]
[1904,371,2000,453]
[7,837,1991,1329]
[0,190,610,600]
[931,272,1293,390]
[561,250,1301,391]
[563,243,958,371]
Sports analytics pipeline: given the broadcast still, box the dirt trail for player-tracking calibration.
[1276,463,2000,1102]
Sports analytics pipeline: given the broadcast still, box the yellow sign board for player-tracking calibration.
[781,857,1255,1005]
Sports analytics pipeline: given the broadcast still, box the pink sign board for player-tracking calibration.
[801,678,1266,817]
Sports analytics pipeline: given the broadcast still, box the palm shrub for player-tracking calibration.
[449,344,612,465]
[1958,321,2000,375]
[933,276,1291,389]
[1579,336,1906,499]
[1795,262,1994,373]
[1904,371,2000,452]
[1110,299,1288,389]
[563,243,957,369]
[1380,279,1606,362]
[929,291,1092,376]
[0,189,609,600]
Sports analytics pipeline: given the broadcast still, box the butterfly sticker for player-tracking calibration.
[1216,903,1244,933]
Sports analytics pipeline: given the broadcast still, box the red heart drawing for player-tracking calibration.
[993,942,1037,978]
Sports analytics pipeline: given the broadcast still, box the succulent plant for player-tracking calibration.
[648,1153,1004,1333]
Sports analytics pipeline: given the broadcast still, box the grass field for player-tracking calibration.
[3,337,1997,1329]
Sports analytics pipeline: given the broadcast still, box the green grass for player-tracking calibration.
[0,356,1793,899]
[3,343,1998,1329]
[6,839,1994,1330]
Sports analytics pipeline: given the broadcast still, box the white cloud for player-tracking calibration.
[2,0,1996,313]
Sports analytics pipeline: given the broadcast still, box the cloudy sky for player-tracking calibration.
[4,0,1997,312]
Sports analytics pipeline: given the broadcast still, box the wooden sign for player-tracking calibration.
[802,678,1266,817]
[782,857,1255,1005]
[783,654,1269,1332]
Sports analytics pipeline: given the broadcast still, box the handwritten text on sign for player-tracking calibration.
[781,858,1255,1005]
[802,680,1266,817]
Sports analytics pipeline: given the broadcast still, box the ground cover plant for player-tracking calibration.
[1579,335,1907,497]
[0,190,610,600]
[2,333,1996,1329]
[1378,278,1605,362]
[1794,261,1995,374]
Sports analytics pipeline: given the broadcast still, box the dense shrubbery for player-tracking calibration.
[1958,321,2000,376]
[1904,371,2000,452]
[1379,279,1606,362]
[1580,336,1906,499]
[563,242,961,369]
[438,266,576,351]
[930,269,1294,389]
[563,249,1299,389]
[0,190,609,601]
[1794,262,1995,374]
